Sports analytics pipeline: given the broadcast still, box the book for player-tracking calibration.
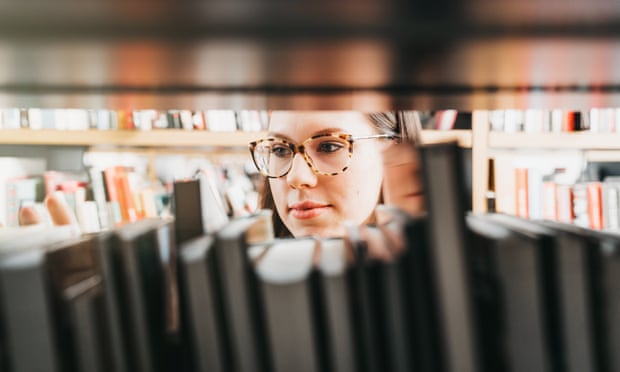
[0,230,103,372]
[475,214,565,372]
[44,236,110,372]
[515,167,529,219]
[173,171,230,244]
[418,141,479,372]
[213,212,274,372]
[178,234,229,372]
[254,238,323,372]
[539,221,599,372]
[316,238,358,372]
[110,218,180,372]
[587,182,603,230]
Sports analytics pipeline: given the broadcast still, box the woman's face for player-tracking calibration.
[267,111,386,238]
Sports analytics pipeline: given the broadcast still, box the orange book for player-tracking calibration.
[102,167,119,203]
[515,168,529,219]
[114,166,138,223]
[562,111,576,132]
[587,182,603,230]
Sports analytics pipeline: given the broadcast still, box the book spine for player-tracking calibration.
[587,182,603,230]
[542,181,557,221]
[515,168,529,219]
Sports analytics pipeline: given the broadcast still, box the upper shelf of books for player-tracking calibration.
[489,132,620,150]
[0,108,474,148]
[0,128,473,148]
[488,108,620,149]
[0,128,267,148]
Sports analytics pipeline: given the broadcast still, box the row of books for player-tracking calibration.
[4,141,618,372]
[495,159,620,230]
[2,188,618,371]
[3,167,167,231]
[3,159,259,233]
[489,108,620,133]
[0,108,269,132]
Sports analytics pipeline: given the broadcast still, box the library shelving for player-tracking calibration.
[0,129,268,148]
[0,128,473,148]
[5,116,619,219]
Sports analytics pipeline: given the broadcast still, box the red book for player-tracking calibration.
[562,111,576,132]
[515,168,529,219]
[113,166,138,223]
[102,168,119,203]
[587,182,603,230]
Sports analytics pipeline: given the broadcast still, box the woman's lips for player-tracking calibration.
[288,201,331,220]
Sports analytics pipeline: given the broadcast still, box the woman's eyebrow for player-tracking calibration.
[266,132,293,141]
[267,128,346,141]
[312,127,345,135]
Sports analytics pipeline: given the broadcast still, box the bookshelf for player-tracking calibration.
[0,128,472,148]
[420,129,472,147]
[11,118,620,220]
[0,129,268,148]
[488,132,620,150]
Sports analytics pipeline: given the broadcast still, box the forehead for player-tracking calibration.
[268,111,376,140]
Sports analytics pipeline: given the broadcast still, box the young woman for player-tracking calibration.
[250,111,423,238]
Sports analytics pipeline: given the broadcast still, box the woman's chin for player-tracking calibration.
[289,224,346,239]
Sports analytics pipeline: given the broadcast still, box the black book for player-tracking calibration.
[90,231,130,372]
[0,247,59,372]
[370,230,414,371]
[0,225,82,372]
[469,213,564,372]
[213,213,274,372]
[44,236,111,372]
[172,174,229,244]
[173,179,205,244]
[254,238,325,372]
[418,141,480,372]
[540,220,601,372]
[316,238,357,372]
[111,218,181,372]
[579,228,620,372]
[178,234,229,372]
[344,224,381,372]
[0,233,109,372]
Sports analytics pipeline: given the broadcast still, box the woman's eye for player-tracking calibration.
[316,141,345,153]
[271,144,292,157]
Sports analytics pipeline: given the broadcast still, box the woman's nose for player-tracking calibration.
[286,153,318,189]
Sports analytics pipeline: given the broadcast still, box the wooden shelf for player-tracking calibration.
[0,129,267,148]
[489,132,620,150]
[0,128,473,148]
[420,129,472,148]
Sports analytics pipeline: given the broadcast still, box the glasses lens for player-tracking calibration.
[253,140,293,177]
[304,136,351,174]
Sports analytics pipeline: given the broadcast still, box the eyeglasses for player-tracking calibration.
[249,132,397,178]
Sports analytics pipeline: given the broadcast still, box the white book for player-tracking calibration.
[524,109,544,133]
[3,108,21,129]
[66,109,89,130]
[27,108,43,129]
[54,109,68,130]
[489,110,505,131]
[528,167,543,219]
[550,109,564,132]
[96,110,111,130]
